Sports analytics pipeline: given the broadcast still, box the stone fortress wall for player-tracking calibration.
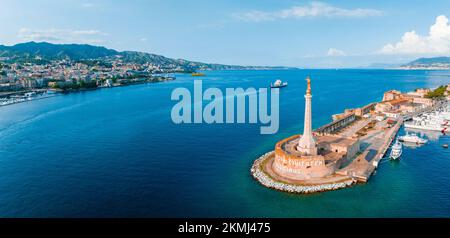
[272,134,359,180]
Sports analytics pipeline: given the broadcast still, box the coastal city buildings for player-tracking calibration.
[0,59,174,93]
[0,55,177,106]
[375,88,437,118]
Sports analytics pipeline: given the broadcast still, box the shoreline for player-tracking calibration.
[0,94,59,108]
[0,77,175,108]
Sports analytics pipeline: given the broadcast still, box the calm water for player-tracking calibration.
[0,69,449,218]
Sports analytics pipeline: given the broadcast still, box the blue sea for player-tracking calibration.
[0,69,449,217]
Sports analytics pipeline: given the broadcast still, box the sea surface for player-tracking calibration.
[0,69,449,218]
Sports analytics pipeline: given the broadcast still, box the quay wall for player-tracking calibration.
[252,119,404,194]
[251,152,356,194]
[368,119,402,175]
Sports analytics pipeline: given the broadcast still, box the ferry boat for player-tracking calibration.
[398,133,428,144]
[191,72,206,77]
[389,139,402,160]
[270,79,288,88]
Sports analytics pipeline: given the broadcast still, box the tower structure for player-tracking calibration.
[297,76,318,155]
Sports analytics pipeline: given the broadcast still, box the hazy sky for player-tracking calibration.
[1,0,450,68]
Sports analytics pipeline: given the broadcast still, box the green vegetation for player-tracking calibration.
[51,80,98,90]
[406,57,450,66]
[0,41,293,71]
[425,85,447,98]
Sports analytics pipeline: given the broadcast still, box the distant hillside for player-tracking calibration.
[0,42,117,60]
[402,57,450,69]
[0,42,293,71]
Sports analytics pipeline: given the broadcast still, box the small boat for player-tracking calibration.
[24,92,36,97]
[398,133,428,144]
[443,144,449,149]
[389,139,402,160]
[191,72,206,77]
[270,79,288,88]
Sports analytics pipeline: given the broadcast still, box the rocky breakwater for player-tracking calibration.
[251,151,357,194]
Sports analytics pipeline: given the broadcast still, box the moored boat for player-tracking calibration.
[389,139,402,160]
[398,133,428,144]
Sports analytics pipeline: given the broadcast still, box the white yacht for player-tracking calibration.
[398,133,428,144]
[389,139,402,160]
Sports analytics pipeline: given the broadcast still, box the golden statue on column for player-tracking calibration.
[297,76,318,156]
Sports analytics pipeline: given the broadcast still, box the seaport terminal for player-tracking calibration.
[252,79,450,194]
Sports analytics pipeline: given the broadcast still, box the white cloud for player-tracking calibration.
[17,28,107,44]
[380,15,450,55]
[232,2,382,22]
[140,37,148,42]
[72,30,102,36]
[327,48,346,56]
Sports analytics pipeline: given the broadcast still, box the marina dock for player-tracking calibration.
[252,81,450,194]
[252,114,405,193]
[335,118,402,182]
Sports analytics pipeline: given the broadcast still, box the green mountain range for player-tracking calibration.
[0,42,292,71]
[402,56,450,68]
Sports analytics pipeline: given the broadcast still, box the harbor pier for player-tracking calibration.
[252,116,403,193]
[251,78,420,194]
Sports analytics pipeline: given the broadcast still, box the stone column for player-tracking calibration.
[297,77,318,155]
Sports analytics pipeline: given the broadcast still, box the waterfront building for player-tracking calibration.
[407,88,431,98]
[332,103,376,121]
[382,90,402,101]
[377,89,436,116]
